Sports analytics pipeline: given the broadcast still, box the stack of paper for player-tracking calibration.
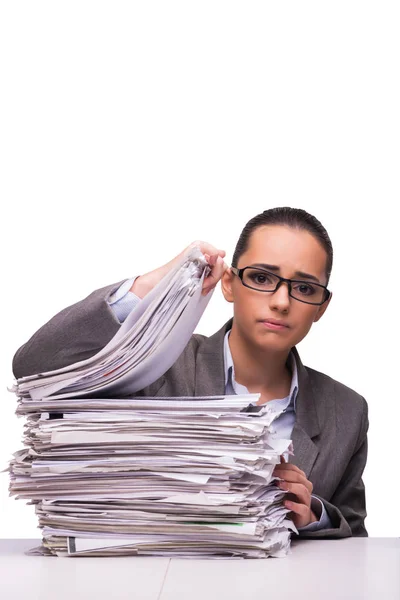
[8,246,297,558]
[12,245,213,401]
[8,395,296,558]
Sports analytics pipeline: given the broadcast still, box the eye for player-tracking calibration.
[294,283,317,296]
[249,272,272,284]
[254,274,267,284]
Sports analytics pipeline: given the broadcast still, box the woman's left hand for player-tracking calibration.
[273,457,319,528]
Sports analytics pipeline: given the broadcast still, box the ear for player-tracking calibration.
[221,267,235,303]
[314,290,333,323]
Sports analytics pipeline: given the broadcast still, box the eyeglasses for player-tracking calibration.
[230,266,331,306]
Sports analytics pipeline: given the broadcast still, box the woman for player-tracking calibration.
[12,207,368,539]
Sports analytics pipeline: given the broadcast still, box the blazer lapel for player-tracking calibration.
[194,319,322,479]
[194,318,233,396]
[289,346,321,478]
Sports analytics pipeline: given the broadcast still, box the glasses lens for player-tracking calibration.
[243,268,279,291]
[242,268,326,304]
[290,280,326,304]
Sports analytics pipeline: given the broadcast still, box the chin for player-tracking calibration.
[254,332,292,350]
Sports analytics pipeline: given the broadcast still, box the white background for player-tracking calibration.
[1,2,399,538]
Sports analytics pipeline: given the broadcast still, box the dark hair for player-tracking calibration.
[232,207,333,286]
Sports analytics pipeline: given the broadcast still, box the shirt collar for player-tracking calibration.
[223,328,299,411]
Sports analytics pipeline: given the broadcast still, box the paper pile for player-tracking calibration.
[9,395,296,558]
[8,246,297,558]
[12,246,213,400]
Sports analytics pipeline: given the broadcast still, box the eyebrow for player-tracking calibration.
[249,263,322,284]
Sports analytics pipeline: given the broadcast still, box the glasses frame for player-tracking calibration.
[230,266,331,306]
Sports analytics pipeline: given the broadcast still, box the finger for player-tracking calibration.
[273,467,305,481]
[273,471,306,486]
[284,500,310,518]
[202,257,228,295]
[204,253,217,267]
[274,463,304,474]
[280,455,286,464]
[274,469,313,494]
[201,254,220,294]
[273,463,306,478]
[278,482,311,506]
[189,241,226,260]
[202,263,221,290]
[273,470,302,484]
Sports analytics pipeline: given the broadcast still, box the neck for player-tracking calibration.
[228,321,292,392]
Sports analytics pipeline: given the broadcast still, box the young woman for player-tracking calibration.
[12,207,368,539]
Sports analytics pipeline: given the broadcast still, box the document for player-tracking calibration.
[13,246,213,400]
[9,246,297,558]
[8,394,297,558]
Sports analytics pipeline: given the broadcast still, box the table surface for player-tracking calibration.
[0,538,399,600]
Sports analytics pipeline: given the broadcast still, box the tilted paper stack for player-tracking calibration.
[7,247,297,558]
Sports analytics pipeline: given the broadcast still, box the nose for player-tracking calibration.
[269,280,291,311]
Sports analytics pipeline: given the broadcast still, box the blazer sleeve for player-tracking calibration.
[298,397,369,539]
[12,281,126,379]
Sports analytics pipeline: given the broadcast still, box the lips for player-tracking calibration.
[260,319,290,328]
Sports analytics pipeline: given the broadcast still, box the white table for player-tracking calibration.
[0,538,399,600]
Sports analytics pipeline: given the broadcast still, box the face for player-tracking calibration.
[221,224,332,352]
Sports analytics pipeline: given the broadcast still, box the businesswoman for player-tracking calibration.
[12,207,369,539]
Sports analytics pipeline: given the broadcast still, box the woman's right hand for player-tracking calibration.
[130,240,228,298]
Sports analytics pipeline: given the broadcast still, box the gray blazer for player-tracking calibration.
[13,280,369,539]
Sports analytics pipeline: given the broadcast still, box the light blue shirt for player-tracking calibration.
[108,278,333,532]
[224,328,299,443]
